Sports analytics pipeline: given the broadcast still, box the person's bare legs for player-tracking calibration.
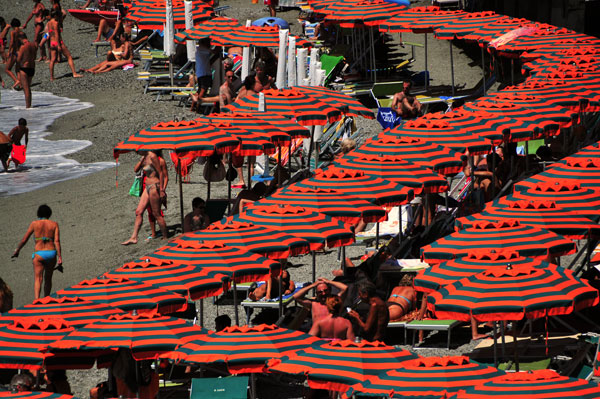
[471,318,488,340]
[43,264,54,297]
[33,256,56,300]
[5,56,19,87]
[18,69,32,108]
[59,44,82,78]
[122,190,149,245]
[148,187,168,240]
[49,46,58,81]
[94,19,109,42]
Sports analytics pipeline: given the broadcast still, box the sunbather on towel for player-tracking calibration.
[248,269,295,301]
[84,32,132,73]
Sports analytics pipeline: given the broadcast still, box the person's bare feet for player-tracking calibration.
[121,238,137,245]
[73,73,83,78]
[472,333,490,341]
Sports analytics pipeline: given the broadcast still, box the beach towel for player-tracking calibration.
[11,144,26,166]
[170,151,199,183]
[269,138,303,166]
[376,108,402,130]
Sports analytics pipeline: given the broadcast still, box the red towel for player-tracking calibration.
[11,144,26,166]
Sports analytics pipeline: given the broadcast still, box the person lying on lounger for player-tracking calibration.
[84,32,132,73]
[248,269,295,301]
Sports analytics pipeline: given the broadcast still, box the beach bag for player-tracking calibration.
[203,153,225,182]
[225,164,238,182]
[376,108,402,130]
[11,144,26,166]
[128,172,143,197]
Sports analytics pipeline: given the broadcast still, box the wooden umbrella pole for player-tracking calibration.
[247,158,252,191]
[513,321,520,372]
[207,180,211,200]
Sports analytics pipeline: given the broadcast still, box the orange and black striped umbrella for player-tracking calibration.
[257,185,387,225]
[431,11,506,39]
[334,153,448,195]
[420,219,576,263]
[514,160,600,192]
[460,16,531,43]
[293,86,375,119]
[194,120,277,156]
[427,263,599,322]
[510,180,600,222]
[389,119,492,155]
[380,7,465,33]
[200,112,310,138]
[290,166,414,207]
[354,134,466,176]
[0,318,96,370]
[174,16,240,44]
[267,340,417,393]
[149,241,279,284]
[564,141,600,162]
[414,250,546,294]
[103,258,231,300]
[56,277,188,315]
[232,204,355,251]
[224,88,342,126]
[346,356,504,398]
[0,392,79,399]
[48,311,207,361]
[173,218,311,259]
[322,0,407,28]
[127,0,213,29]
[217,25,310,48]
[163,324,319,374]
[499,80,594,113]
[456,369,600,399]
[457,199,600,240]
[491,25,600,55]
[113,120,240,157]
[196,114,291,147]
[0,296,125,328]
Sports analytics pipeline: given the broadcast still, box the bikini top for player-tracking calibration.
[35,236,52,242]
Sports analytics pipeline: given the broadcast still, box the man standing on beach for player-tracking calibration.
[0,131,12,172]
[8,118,29,169]
[17,33,37,109]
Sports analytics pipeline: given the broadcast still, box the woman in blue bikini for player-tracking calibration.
[12,204,62,300]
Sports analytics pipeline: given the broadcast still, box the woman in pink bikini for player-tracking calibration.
[47,9,81,81]
[12,204,63,300]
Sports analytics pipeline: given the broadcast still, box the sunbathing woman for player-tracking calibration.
[387,274,417,321]
[23,0,47,61]
[5,19,23,89]
[248,269,294,301]
[84,32,132,73]
[122,150,168,245]
[48,10,82,81]
[12,204,63,300]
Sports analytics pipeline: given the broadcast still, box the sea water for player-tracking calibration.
[0,90,114,197]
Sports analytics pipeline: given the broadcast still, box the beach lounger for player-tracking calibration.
[190,376,248,399]
[91,41,110,57]
[241,282,306,325]
[406,319,463,349]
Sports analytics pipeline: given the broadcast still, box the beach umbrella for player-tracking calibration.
[162,324,319,374]
[113,120,240,156]
[354,134,466,176]
[172,218,311,259]
[431,10,506,39]
[127,0,213,29]
[345,356,504,398]
[217,25,310,48]
[149,241,279,284]
[510,180,600,222]
[0,318,96,370]
[55,277,188,315]
[564,141,600,162]
[522,54,600,77]
[460,16,532,43]
[223,88,342,126]
[267,340,418,393]
[290,167,414,207]
[293,86,375,119]
[420,219,576,263]
[486,92,579,127]
[494,80,593,112]
[322,0,407,28]
[427,263,599,322]
[380,7,465,33]
[48,310,207,361]
[192,120,278,156]
[174,16,240,44]
[414,250,546,294]
[0,392,79,399]
[257,185,387,225]
[514,160,600,192]
[420,108,510,145]
[334,153,449,194]
[388,119,492,155]
[456,369,600,399]
[456,199,600,240]
[232,204,355,251]
[491,26,600,55]
[0,296,125,328]
[103,258,231,300]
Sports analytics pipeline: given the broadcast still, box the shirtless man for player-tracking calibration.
[219,70,235,108]
[348,281,389,341]
[391,80,422,119]
[6,19,23,89]
[309,295,355,340]
[17,33,37,108]
[293,277,348,323]
[0,131,12,172]
[235,75,258,101]
[183,197,210,233]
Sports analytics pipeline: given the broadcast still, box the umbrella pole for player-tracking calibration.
[449,41,455,96]
[199,298,204,327]
[178,162,184,233]
[287,140,292,176]
[312,251,316,282]
[481,46,486,96]
[233,280,239,325]
[511,58,514,86]
[341,245,346,273]
[250,373,257,399]
[207,180,211,200]
[279,267,283,319]
[398,206,403,241]
[513,321,520,372]
[501,320,506,359]
[525,141,530,171]
[493,321,498,367]
[278,145,282,186]
[375,223,380,249]
[247,159,252,191]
